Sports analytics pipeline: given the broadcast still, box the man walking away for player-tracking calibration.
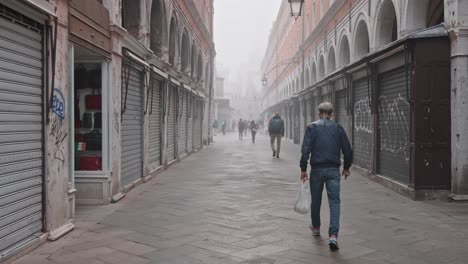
[249,120,259,144]
[268,113,284,158]
[222,120,226,135]
[299,102,353,251]
[213,120,219,136]
[238,119,244,140]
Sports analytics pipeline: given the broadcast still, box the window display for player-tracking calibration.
[74,63,103,171]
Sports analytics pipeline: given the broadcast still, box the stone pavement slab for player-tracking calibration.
[12,133,468,264]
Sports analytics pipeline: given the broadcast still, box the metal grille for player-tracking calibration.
[352,78,373,170]
[336,89,351,137]
[187,94,193,152]
[148,74,162,166]
[0,16,43,258]
[194,100,202,149]
[377,67,410,184]
[121,62,144,186]
[167,86,176,162]
[178,90,187,154]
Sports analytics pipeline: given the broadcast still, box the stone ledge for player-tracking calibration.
[48,221,75,241]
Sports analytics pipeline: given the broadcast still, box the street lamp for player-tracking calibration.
[262,75,268,87]
[288,0,304,20]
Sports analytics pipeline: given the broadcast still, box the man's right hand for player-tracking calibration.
[342,170,350,179]
[300,171,308,183]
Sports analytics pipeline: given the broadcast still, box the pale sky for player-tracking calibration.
[214,0,282,96]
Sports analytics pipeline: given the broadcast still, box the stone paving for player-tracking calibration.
[14,133,468,264]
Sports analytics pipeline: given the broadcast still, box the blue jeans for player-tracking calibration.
[309,167,341,237]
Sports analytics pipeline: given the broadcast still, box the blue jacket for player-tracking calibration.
[300,118,353,172]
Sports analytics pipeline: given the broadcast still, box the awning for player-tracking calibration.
[124,49,149,67]
[152,65,168,79]
[170,77,180,86]
[21,0,56,17]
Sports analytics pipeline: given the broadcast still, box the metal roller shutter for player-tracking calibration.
[148,74,162,166]
[352,78,373,170]
[293,104,300,143]
[167,86,176,162]
[377,67,410,184]
[187,95,193,152]
[0,12,44,258]
[121,62,144,186]
[336,89,351,137]
[194,100,202,149]
[306,97,313,125]
[178,90,187,155]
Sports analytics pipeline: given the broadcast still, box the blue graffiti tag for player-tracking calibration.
[51,88,66,120]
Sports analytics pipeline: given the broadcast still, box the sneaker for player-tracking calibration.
[309,225,320,236]
[276,155,279,158]
[329,235,339,251]
[273,151,276,157]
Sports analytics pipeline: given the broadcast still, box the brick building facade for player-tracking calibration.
[261,0,468,200]
[0,0,215,262]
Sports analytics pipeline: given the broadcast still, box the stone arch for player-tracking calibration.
[403,0,443,34]
[353,18,370,60]
[300,72,304,90]
[122,0,141,38]
[317,55,325,81]
[427,0,444,27]
[150,0,168,57]
[168,14,179,66]
[374,0,399,49]
[305,67,310,88]
[197,53,203,81]
[338,34,351,68]
[191,42,197,78]
[205,63,210,90]
[310,62,317,85]
[181,29,190,73]
[327,46,336,74]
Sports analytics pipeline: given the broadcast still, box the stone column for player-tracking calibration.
[447,0,468,200]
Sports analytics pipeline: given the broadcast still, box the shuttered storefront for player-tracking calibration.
[336,89,351,137]
[352,78,373,170]
[0,11,44,258]
[194,99,202,149]
[167,86,177,162]
[187,94,193,152]
[148,74,162,167]
[121,61,144,186]
[178,90,187,155]
[306,96,313,125]
[288,106,293,140]
[377,67,410,184]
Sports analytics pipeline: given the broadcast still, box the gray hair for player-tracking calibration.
[318,102,333,115]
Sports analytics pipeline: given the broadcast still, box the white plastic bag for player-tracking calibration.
[294,182,311,214]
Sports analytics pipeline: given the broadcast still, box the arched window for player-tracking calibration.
[318,55,325,81]
[305,68,310,88]
[338,35,350,68]
[150,0,168,56]
[327,47,336,74]
[197,54,203,81]
[122,0,141,38]
[311,62,317,85]
[375,0,398,48]
[354,20,370,60]
[181,31,190,73]
[191,44,197,78]
[168,16,178,66]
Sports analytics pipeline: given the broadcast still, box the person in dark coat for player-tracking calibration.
[249,120,259,143]
[238,119,245,140]
[268,113,285,158]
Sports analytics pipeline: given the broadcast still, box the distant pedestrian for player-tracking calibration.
[238,119,244,140]
[249,120,259,144]
[232,120,236,131]
[221,120,226,135]
[213,120,219,136]
[300,102,353,251]
[268,113,285,158]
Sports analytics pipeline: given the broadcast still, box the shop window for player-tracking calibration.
[74,63,103,171]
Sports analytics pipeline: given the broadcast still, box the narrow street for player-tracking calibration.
[15,133,468,264]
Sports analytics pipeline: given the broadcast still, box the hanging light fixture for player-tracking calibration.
[262,75,268,86]
[288,0,304,19]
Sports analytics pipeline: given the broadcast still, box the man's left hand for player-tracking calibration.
[300,171,308,183]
